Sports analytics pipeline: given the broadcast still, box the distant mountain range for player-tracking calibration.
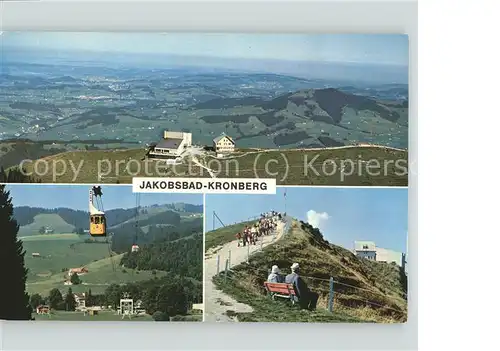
[196,87,407,125]
[0,61,408,168]
[194,88,407,149]
[2,46,409,84]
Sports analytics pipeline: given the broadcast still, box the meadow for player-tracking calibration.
[32,310,154,321]
[23,233,167,296]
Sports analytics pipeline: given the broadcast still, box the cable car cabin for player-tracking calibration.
[89,186,106,237]
[90,214,106,237]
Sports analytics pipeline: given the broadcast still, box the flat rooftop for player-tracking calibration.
[155,138,183,149]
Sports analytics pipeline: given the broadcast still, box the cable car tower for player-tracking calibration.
[131,193,140,253]
[119,293,134,320]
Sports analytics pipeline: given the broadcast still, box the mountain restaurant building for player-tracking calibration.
[213,133,235,154]
[148,131,192,159]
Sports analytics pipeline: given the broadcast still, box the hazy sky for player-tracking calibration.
[205,187,408,253]
[5,184,203,211]
[2,32,409,66]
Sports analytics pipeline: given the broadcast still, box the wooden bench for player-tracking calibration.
[264,282,297,304]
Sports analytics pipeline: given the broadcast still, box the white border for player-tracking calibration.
[202,193,206,323]
[0,1,417,350]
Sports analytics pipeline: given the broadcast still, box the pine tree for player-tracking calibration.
[29,293,44,311]
[87,289,94,307]
[64,288,76,311]
[0,166,6,182]
[48,288,63,309]
[0,184,31,320]
[70,272,81,285]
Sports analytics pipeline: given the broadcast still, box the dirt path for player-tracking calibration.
[204,218,288,322]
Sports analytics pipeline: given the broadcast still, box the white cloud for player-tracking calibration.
[306,210,330,230]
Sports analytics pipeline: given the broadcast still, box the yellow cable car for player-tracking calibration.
[89,186,106,237]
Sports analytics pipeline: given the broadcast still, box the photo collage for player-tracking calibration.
[0,32,409,323]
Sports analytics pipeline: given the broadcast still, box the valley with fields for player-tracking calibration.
[7,187,204,322]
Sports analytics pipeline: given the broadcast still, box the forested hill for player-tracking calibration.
[110,215,203,253]
[120,232,203,281]
[12,203,202,238]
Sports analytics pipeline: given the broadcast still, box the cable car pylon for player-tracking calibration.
[213,211,226,230]
[131,193,140,253]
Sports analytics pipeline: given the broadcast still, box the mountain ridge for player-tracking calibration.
[210,218,407,322]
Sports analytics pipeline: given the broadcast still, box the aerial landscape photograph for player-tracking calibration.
[0,33,409,185]
[204,187,408,323]
[0,184,203,321]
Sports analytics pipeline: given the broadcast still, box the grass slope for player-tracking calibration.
[211,220,408,323]
[23,234,110,281]
[205,220,256,252]
[24,235,166,296]
[15,146,408,186]
[18,213,75,236]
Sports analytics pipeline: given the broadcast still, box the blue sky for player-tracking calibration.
[205,187,408,253]
[5,185,203,211]
[2,32,408,66]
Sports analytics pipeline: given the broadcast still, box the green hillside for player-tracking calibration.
[205,220,256,251]
[22,234,108,282]
[211,219,407,323]
[11,145,408,186]
[24,235,167,296]
[13,201,204,322]
[18,213,75,236]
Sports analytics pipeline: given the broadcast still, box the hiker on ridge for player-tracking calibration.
[236,232,242,247]
[285,263,319,311]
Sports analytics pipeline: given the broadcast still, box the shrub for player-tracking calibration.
[152,311,170,321]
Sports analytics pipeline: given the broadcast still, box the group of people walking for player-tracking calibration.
[231,211,319,311]
[235,211,285,247]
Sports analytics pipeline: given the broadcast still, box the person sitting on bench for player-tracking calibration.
[285,263,319,310]
[267,265,284,283]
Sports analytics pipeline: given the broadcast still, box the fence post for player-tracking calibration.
[224,259,229,283]
[328,277,334,312]
[216,255,220,275]
[228,250,231,268]
[247,244,250,263]
[260,238,263,250]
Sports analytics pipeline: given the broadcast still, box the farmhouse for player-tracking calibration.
[147,130,192,159]
[41,226,54,234]
[213,133,235,154]
[74,292,86,310]
[36,305,50,315]
[68,267,88,278]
